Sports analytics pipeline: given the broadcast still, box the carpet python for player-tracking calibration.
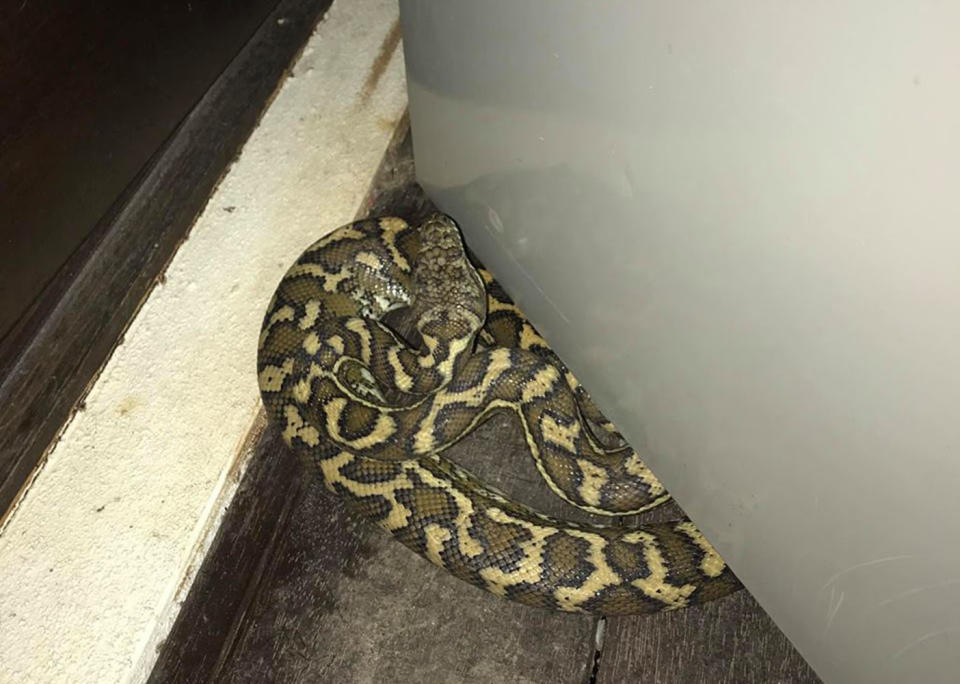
[257,214,741,614]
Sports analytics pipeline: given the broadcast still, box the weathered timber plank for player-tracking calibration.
[596,501,821,684]
[597,590,822,684]
[148,421,306,683]
[216,413,599,684]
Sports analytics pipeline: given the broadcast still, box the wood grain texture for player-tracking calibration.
[216,419,599,684]
[596,500,821,684]
[597,590,821,684]
[0,0,335,518]
[148,421,307,684]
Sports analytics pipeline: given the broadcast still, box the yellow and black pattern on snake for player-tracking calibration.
[477,269,627,449]
[257,214,741,614]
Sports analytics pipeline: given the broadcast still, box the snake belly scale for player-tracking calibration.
[257,214,741,615]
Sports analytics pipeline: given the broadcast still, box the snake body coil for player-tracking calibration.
[257,214,741,614]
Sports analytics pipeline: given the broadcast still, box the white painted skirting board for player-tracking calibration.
[0,1,406,681]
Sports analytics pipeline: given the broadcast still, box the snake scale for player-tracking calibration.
[257,214,741,615]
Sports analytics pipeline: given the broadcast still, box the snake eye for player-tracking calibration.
[339,362,384,401]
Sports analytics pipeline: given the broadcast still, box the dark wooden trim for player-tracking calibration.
[148,421,308,683]
[0,0,336,518]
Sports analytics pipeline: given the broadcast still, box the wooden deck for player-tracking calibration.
[151,125,821,684]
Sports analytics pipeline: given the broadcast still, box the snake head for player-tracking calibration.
[412,214,486,328]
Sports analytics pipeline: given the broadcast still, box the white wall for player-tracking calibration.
[402,2,960,682]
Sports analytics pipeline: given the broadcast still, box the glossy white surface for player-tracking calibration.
[401,2,960,681]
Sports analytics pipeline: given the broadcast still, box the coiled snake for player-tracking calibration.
[257,214,741,614]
